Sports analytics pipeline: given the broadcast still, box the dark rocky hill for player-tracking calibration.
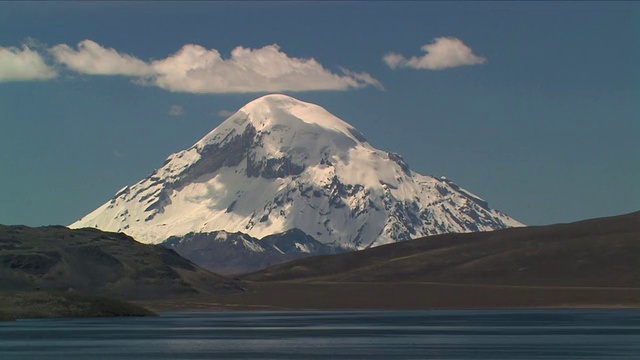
[0,225,243,299]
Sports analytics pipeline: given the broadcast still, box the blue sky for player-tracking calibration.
[0,1,638,227]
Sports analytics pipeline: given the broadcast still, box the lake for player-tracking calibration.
[1,309,640,359]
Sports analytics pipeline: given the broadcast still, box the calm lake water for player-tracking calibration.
[1,309,640,359]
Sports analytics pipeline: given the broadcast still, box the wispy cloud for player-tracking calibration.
[168,104,184,116]
[44,40,382,93]
[217,109,235,118]
[0,45,57,82]
[384,37,486,70]
[112,150,126,158]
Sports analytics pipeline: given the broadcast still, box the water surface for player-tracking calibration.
[1,309,639,359]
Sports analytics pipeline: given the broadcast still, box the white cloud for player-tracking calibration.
[46,40,381,93]
[50,39,154,76]
[148,44,382,93]
[217,109,235,118]
[384,37,486,70]
[0,45,57,82]
[168,104,184,116]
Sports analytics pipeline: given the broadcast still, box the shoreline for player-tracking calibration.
[135,281,640,312]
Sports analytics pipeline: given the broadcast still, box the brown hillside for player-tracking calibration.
[243,211,640,288]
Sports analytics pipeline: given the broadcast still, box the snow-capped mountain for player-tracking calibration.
[71,94,522,253]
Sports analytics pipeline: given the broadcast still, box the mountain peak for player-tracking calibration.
[211,93,364,146]
[243,93,302,106]
[240,93,324,113]
[235,94,303,117]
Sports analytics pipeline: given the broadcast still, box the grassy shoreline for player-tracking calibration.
[0,291,156,320]
[4,282,637,319]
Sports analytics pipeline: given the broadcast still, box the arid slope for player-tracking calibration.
[244,211,640,287]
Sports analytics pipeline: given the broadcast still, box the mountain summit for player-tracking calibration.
[71,94,522,251]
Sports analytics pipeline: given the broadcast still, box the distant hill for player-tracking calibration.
[0,225,243,299]
[244,211,640,288]
[161,228,341,276]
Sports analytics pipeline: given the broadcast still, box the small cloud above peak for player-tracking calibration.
[384,37,486,70]
[169,104,184,116]
[112,150,126,158]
